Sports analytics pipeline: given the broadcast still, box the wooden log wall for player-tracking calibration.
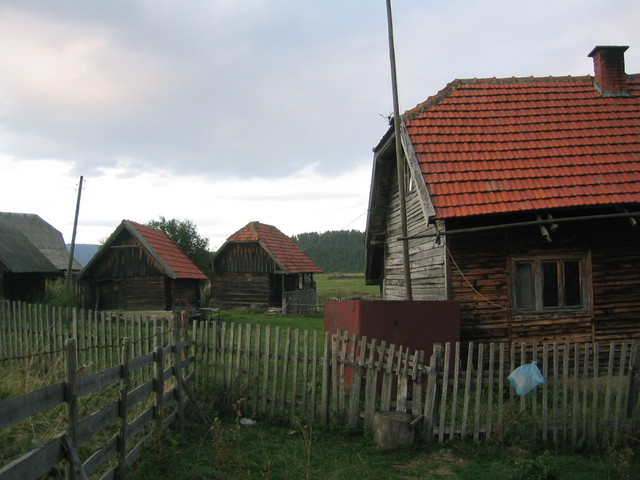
[211,272,271,309]
[447,216,640,345]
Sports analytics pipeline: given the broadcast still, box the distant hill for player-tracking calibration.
[67,243,100,267]
[291,230,364,273]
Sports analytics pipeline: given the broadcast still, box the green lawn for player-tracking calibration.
[314,273,380,302]
[130,406,639,480]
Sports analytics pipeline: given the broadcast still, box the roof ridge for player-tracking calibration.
[403,75,596,122]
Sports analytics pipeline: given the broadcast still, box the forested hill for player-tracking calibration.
[292,230,364,273]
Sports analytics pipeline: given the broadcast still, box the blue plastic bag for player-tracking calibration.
[507,361,545,395]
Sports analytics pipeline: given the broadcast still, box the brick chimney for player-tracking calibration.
[588,45,629,97]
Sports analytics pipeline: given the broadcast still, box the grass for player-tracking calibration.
[314,273,380,302]
[129,399,640,480]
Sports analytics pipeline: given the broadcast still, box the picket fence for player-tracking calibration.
[0,301,174,377]
[0,316,194,480]
[191,321,640,447]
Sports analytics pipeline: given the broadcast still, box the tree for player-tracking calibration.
[147,217,213,277]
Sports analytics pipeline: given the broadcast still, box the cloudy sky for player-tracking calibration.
[1,0,639,251]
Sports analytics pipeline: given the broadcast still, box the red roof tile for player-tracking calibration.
[226,222,321,274]
[128,221,208,279]
[402,74,640,218]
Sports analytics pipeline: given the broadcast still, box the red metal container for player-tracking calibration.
[324,300,460,356]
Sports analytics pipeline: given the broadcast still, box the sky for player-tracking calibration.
[1,0,639,252]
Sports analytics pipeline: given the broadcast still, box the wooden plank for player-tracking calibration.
[244,323,251,416]
[301,329,309,417]
[83,435,117,478]
[279,328,291,418]
[411,349,424,420]
[128,352,154,372]
[78,365,122,397]
[261,326,271,415]
[613,343,629,441]
[562,343,570,444]
[337,331,348,418]
[542,343,549,443]
[396,346,408,413]
[310,330,319,422]
[438,342,451,443]
[581,343,590,441]
[450,342,461,440]
[473,343,484,442]
[125,407,154,443]
[77,400,119,445]
[348,335,366,427]
[128,380,154,408]
[320,332,331,425]
[461,342,474,439]
[252,324,261,417]
[0,434,64,480]
[380,343,396,412]
[571,343,580,448]
[271,326,280,416]
[591,342,600,443]
[486,342,495,440]
[0,382,65,430]
[363,338,378,430]
[117,338,131,480]
[603,342,616,444]
[552,343,559,445]
[422,344,441,443]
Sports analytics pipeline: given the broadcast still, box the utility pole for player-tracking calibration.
[67,175,83,283]
[386,0,412,299]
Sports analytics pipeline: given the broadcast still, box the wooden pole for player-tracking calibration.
[385,0,412,299]
[67,175,83,284]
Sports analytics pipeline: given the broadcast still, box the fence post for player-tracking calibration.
[422,344,442,443]
[171,315,185,434]
[118,338,131,480]
[65,338,79,480]
[154,326,164,444]
[320,332,331,425]
[627,344,640,435]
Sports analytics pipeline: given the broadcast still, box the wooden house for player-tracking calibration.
[0,212,81,300]
[365,46,640,344]
[212,221,322,309]
[79,220,208,311]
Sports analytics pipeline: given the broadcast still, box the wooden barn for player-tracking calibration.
[365,46,640,344]
[212,221,322,310]
[0,212,81,300]
[79,220,208,311]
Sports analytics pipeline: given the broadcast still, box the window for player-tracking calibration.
[511,255,589,313]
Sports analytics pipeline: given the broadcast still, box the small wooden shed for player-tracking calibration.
[0,212,81,300]
[212,221,322,309]
[79,220,208,311]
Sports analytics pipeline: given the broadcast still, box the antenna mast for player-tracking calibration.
[386,0,412,299]
[67,175,83,283]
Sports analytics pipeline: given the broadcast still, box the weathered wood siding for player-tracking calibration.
[211,272,271,309]
[382,170,446,301]
[214,243,278,274]
[446,216,640,344]
[172,279,201,310]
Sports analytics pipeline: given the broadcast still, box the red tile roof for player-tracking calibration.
[402,74,640,218]
[226,222,322,274]
[128,221,208,279]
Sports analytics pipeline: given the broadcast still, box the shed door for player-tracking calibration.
[269,273,283,306]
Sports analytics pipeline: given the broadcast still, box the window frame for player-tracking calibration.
[509,253,591,314]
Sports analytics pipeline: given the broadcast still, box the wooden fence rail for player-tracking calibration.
[0,321,192,480]
[190,321,640,447]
